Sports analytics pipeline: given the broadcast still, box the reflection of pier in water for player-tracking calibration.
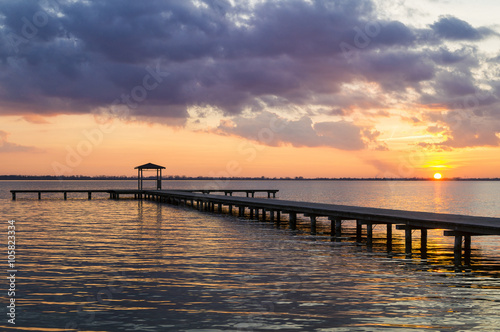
[10,188,500,266]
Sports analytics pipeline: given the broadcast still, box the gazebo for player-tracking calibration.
[135,163,166,190]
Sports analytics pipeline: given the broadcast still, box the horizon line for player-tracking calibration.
[1,175,499,181]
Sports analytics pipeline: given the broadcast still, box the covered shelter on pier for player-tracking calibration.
[135,163,165,190]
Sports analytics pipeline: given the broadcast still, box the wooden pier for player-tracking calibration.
[174,189,278,197]
[10,188,500,266]
[141,190,500,266]
[10,189,112,200]
[9,189,278,200]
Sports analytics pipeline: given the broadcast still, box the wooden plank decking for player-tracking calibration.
[143,189,500,265]
[10,189,112,200]
[148,190,500,236]
[173,189,278,197]
[10,187,500,265]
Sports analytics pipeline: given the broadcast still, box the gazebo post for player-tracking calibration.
[157,168,161,190]
[135,163,165,190]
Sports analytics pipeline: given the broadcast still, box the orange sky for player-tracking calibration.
[1,112,500,178]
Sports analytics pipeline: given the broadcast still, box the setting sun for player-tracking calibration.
[433,173,442,180]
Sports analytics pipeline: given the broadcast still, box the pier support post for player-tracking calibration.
[239,206,244,217]
[277,211,281,222]
[270,210,275,222]
[64,192,67,200]
[262,209,267,221]
[445,231,475,266]
[255,208,260,220]
[366,222,373,247]
[405,227,412,255]
[12,192,16,200]
[88,192,92,200]
[218,203,223,214]
[249,208,254,219]
[336,219,342,238]
[454,235,462,266]
[329,217,335,237]
[464,235,471,266]
[356,220,362,243]
[330,217,342,238]
[38,192,41,200]
[289,212,297,230]
[310,215,317,235]
[421,228,428,258]
[386,224,392,253]
[229,205,233,215]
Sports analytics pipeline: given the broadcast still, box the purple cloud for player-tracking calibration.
[0,0,499,150]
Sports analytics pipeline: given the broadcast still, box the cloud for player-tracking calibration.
[420,106,500,149]
[214,111,379,151]
[0,130,43,153]
[0,0,499,150]
[430,16,494,41]
[21,114,51,124]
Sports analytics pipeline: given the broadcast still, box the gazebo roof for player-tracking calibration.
[134,163,166,170]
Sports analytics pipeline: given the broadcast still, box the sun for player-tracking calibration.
[433,172,442,180]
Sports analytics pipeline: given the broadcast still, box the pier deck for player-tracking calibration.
[10,189,112,200]
[144,190,500,266]
[10,188,500,266]
[147,190,500,235]
[174,189,278,197]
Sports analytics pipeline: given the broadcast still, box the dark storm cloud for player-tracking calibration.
[430,16,494,41]
[0,0,499,149]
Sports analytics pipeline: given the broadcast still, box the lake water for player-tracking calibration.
[1,180,500,331]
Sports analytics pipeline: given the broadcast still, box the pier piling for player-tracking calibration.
[310,215,317,235]
[11,188,500,266]
[356,220,363,243]
[289,212,297,230]
[386,224,393,252]
[366,222,373,247]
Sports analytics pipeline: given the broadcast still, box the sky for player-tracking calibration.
[1,0,500,178]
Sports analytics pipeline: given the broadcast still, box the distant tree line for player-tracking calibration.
[0,175,499,181]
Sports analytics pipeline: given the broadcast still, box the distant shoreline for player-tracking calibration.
[0,175,499,181]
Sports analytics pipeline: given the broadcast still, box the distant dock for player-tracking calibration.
[10,188,500,266]
[10,189,278,200]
